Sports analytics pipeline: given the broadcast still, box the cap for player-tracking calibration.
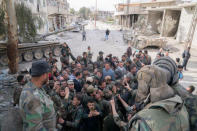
[30,61,50,77]
[86,77,93,83]
[67,80,74,85]
[86,85,95,94]
[99,51,104,54]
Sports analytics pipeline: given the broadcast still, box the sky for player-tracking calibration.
[67,0,197,12]
[67,0,121,11]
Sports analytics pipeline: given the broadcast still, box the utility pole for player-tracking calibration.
[4,0,19,74]
[95,0,97,28]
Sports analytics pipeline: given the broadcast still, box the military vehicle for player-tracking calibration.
[0,24,87,67]
[123,30,167,50]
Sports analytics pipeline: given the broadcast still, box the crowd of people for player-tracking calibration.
[14,43,195,131]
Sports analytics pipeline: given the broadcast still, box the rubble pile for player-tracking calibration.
[123,15,167,50]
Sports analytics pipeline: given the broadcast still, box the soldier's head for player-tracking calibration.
[62,71,69,80]
[135,65,175,103]
[17,74,25,85]
[105,76,111,84]
[86,77,93,84]
[99,51,104,56]
[130,64,137,74]
[88,46,91,50]
[75,71,82,79]
[104,62,111,70]
[63,42,68,47]
[76,63,82,70]
[186,85,195,94]
[103,89,113,100]
[100,81,106,90]
[72,94,82,106]
[83,52,87,58]
[67,80,74,90]
[59,87,65,97]
[144,50,148,55]
[118,61,124,68]
[54,81,61,92]
[49,52,53,58]
[30,61,50,86]
[87,98,96,111]
[61,81,67,87]
[86,85,96,96]
[121,55,126,61]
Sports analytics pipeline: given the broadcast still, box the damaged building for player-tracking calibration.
[47,0,70,32]
[115,0,197,49]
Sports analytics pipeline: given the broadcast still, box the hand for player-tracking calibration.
[110,98,115,106]
[65,87,69,99]
[124,83,132,91]
[117,94,121,100]
[92,110,100,116]
[88,112,93,117]
[58,117,65,124]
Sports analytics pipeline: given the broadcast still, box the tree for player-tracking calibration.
[78,7,91,20]
[70,8,76,15]
[5,0,19,74]
[15,3,43,42]
[0,8,6,39]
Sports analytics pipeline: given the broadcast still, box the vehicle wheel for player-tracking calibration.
[44,48,50,58]
[34,49,43,60]
[53,47,61,56]
[0,55,8,66]
[23,52,33,62]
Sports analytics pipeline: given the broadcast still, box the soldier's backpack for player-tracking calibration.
[184,95,197,131]
[1,107,23,131]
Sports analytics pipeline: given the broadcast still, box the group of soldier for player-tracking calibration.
[12,42,197,131]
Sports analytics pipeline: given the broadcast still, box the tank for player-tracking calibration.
[0,41,62,66]
[0,24,87,67]
[123,30,167,50]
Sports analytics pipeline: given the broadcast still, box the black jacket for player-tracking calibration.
[73,79,82,92]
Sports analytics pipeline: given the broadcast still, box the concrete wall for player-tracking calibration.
[192,15,197,47]
[176,6,194,43]
[162,10,181,37]
[148,11,163,33]
[20,0,49,34]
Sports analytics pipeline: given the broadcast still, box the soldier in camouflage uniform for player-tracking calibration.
[110,63,190,131]
[19,61,56,131]
[13,74,26,106]
[58,94,83,131]
[97,51,104,69]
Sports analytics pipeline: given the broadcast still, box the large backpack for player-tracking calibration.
[184,95,197,131]
[1,107,23,131]
[172,84,197,131]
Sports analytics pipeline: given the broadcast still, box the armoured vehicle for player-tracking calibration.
[123,30,167,50]
[0,24,87,67]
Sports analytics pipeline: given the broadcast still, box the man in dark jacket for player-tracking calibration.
[73,72,83,92]
[105,29,110,40]
[182,47,191,71]
[79,98,102,131]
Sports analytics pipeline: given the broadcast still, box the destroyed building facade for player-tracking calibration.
[115,0,197,48]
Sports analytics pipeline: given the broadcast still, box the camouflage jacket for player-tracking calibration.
[19,81,56,131]
[13,84,23,106]
[114,95,190,131]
